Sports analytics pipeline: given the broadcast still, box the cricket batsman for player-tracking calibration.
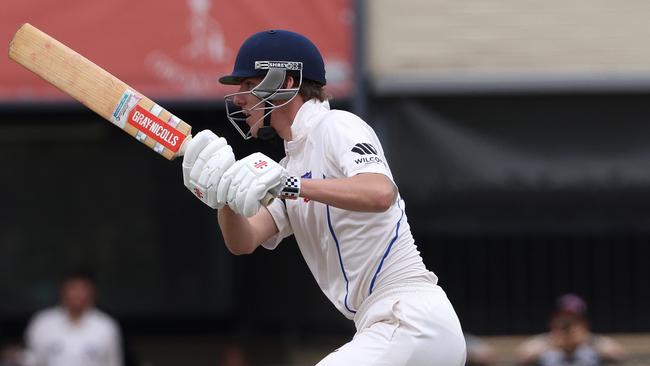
[182,29,466,366]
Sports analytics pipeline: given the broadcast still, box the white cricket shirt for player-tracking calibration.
[24,307,123,366]
[264,99,436,320]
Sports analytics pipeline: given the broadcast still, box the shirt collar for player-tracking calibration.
[285,99,330,155]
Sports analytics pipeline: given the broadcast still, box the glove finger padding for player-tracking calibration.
[237,169,282,217]
[256,166,283,191]
[205,146,236,208]
[241,181,269,217]
[191,137,229,184]
[182,130,235,209]
[182,130,217,186]
[219,152,287,216]
[197,144,234,187]
[228,165,251,206]
[233,173,257,216]
[216,164,235,206]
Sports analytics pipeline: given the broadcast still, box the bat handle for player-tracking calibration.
[261,193,275,207]
[176,134,192,158]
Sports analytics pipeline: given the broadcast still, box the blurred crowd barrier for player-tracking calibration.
[482,334,650,366]
[367,0,650,94]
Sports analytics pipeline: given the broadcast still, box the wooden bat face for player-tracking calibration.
[7,23,276,206]
[8,23,192,160]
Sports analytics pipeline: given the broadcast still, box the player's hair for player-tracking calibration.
[282,75,328,102]
[63,267,96,284]
[298,79,329,102]
[549,310,588,332]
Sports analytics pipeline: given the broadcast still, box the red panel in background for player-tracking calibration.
[0,0,354,102]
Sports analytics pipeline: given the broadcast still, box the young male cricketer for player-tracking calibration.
[182,29,466,366]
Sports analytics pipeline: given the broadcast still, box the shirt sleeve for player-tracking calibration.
[322,112,394,181]
[23,312,47,366]
[261,198,293,250]
[107,321,124,366]
[24,315,37,350]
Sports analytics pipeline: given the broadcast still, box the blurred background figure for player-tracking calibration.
[516,294,627,365]
[465,334,495,366]
[3,1,650,365]
[218,342,249,366]
[22,269,123,366]
[0,343,24,366]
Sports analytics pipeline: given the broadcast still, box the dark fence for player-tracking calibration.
[1,93,649,340]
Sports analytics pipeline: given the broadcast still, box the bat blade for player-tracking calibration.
[8,23,192,160]
[7,23,275,206]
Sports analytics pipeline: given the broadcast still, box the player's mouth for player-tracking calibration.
[242,110,255,125]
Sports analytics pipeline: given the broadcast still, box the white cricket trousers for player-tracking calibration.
[316,282,466,366]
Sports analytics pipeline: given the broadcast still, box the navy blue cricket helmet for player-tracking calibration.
[219,29,326,86]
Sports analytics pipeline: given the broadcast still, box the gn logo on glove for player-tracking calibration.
[351,143,383,165]
[193,188,204,199]
[254,160,269,169]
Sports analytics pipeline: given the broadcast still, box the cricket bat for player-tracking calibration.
[8,23,274,205]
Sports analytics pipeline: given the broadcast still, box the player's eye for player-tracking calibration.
[242,81,256,91]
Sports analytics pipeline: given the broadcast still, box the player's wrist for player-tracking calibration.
[279,175,301,199]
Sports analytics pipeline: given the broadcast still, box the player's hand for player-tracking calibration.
[182,130,236,209]
[217,152,286,217]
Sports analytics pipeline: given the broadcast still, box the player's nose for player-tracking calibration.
[233,94,246,107]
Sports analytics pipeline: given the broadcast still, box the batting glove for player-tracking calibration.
[182,130,236,209]
[216,152,289,217]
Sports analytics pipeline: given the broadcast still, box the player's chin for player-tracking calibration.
[244,113,256,125]
[246,119,260,136]
[249,128,259,139]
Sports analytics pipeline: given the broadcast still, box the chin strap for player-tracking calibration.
[257,101,278,140]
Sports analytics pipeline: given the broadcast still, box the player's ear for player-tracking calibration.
[284,75,295,89]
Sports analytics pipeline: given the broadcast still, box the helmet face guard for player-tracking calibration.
[224,61,302,140]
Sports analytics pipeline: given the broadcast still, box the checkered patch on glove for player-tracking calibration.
[280,176,301,199]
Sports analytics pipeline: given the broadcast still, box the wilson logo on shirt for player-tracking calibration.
[351,143,383,165]
[351,143,378,155]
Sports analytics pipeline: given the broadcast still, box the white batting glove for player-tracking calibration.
[182,130,236,209]
[217,152,286,217]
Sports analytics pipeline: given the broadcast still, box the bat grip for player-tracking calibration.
[262,193,275,207]
[177,134,192,158]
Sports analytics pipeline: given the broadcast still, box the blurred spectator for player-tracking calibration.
[22,269,123,366]
[218,342,249,366]
[516,294,626,365]
[465,334,495,366]
[0,342,24,366]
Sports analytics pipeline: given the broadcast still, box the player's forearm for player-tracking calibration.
[217,207,260,255]
[300,173,397,212]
